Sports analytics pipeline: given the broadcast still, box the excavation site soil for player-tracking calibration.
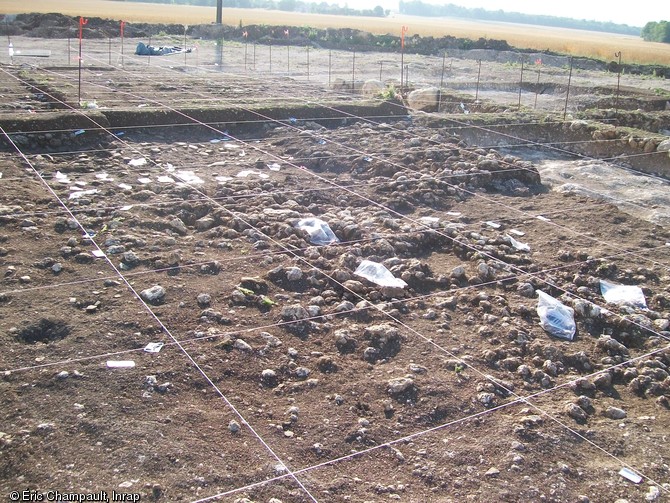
[1,15,670,503]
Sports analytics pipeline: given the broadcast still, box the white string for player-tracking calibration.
[3,53,668,499]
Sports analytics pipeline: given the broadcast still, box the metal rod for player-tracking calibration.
[352,50,356,92]
[287,45,290,76]
[306,47,310,81]
[379,60,383,81]
[147,35,152,66]
[400,50,404,91]
[184,25,187,65]
[614,51,622,117]
[475,59,481,101]
[244,42,247,71]
[328,50,331,87]
[518,59,524,110]
[439,51,446,89]
[68,36,71,66]
[534,62,542,108]
[78,21,84,105]
[564,57,573,120]
[269,42,272,73]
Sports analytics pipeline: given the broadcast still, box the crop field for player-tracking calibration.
[2,0,670,65]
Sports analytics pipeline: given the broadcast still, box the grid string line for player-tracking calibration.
[2,57,668,498]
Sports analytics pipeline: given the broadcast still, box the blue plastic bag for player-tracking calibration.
[536,290,576,340]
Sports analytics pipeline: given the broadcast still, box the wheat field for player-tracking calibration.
[2,0,669,65]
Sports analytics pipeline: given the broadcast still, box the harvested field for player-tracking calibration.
[0,24,669,503]
[2,1,670,65]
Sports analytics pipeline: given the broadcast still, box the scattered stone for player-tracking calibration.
[294,367,311,379]
[565,403,588,422]
[477,392,496,407]
[387,377,414,395]
[261,369,277,386]
[233,338,252,351]
[285,266,303,281]
[228,420,241,433]
[196,293,211,307]
[485,467,500,477]
[517,282,535,298]
[140,285,166,304]
[604,406,627,420]
[407,87,440,112]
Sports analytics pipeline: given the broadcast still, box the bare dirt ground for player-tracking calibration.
[0,35,670,503]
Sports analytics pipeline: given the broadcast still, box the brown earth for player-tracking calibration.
[0,33,669,503]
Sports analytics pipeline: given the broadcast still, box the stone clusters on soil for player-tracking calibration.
[1,104,670,501]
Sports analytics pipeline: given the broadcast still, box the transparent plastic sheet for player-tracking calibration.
[354,260,407,288]
[295,218,339,245]
[505,234,530,252]
[600,280,647,309]
[536,290,576,340]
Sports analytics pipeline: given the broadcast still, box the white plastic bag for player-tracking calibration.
[536,290,576,340]
[295,218,339,245]
[505,234,530,252]
[600,280,646,309]
[354,260,407,288]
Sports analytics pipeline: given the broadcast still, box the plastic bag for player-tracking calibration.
[536,290,576,340]
[600,280,647,309]
[295,218,339,245]
[354,260,407,289]
[505,234,530,252]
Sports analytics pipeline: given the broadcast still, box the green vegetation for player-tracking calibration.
[641,21,670,43]
[378,85,397,101]
[399,0,642,35]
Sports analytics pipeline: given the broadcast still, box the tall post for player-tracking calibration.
[120,21,125,68]
[475,59,482,101]
[68,35,71,66]
[108,36,112,65]
[269,42,272,73]
[287,45,290,76]
[215,37,223,70]
[534,58,542,109]
[243,30,248,71]
[351,50,356,92]
[78,17,87,106]
[216,0,222,24]
[400,25,408,92]
[306,47,310,80]
[439,51,446,89]
[518,59,524,110]
[379,60,383,81]
[184,25,188,65]
[564,57,573,120]
[614,51,622,117]
[328,49,332,87]
[147,34,152,66]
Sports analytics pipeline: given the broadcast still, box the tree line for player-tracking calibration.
[641,21,670,43]
[112,0,388,17]
[398,1,642,36]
